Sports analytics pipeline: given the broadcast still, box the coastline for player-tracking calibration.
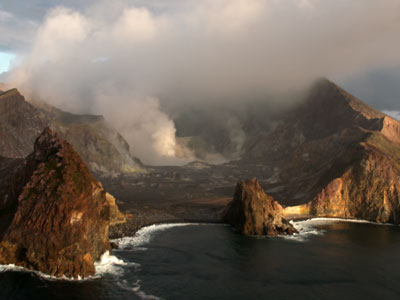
[109,203,226,239]
[109,206,396,240]
[2,214,395,282]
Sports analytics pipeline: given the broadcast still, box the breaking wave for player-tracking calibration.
[0,263,92,281]
[95,251,139,277]
[112,223,216,250]
[282,217,393,242]
[95,251,161,299]
[0,251,135,281]
[118,279,162,300]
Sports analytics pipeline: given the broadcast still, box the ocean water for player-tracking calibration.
[2,219,400,300]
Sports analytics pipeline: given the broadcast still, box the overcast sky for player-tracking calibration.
[1,0,400,162]
[1,0,400,111]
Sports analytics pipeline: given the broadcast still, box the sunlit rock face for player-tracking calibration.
[243,79,400,224]
[310,132,400,223]
[222,178,297,236]
[0,128,125,278]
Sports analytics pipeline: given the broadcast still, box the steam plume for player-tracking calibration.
[6,0,400,164]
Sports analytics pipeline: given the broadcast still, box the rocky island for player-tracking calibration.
[222,178,296,236]
[0,128,125,278]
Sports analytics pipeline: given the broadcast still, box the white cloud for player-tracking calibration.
[34,8,91,62]
[4,0,400,164]
[112,7,167,43]
[203,0,265,35]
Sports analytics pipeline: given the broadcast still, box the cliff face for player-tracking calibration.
[0,128,125,278]
[0,88,142,174]
[0,89,48,157]
[38,103,143,174]
[239,79,400,224]
[310,132,400,223]
[222,178,296,236]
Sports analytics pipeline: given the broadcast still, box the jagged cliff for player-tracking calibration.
[222,178,296,236]
[0,88,142,174]
[240,79,400,224]
[308,132,400,223]
[0,128,125,278]
[37,102,143,174]
[0,89,48,157]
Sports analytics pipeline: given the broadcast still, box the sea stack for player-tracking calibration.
[222,178,296,236]
[0,128,125,278]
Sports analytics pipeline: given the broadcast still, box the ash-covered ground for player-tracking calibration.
[101,161,275,238]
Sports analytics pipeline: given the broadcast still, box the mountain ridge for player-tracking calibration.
[0,88,143,174]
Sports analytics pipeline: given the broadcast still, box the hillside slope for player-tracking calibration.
[0,88,142,174]
[240,79,400,223]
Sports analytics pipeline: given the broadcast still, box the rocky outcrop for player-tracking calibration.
[0,128,126,278]
[238,79,400,224]
[309,132,400,223]
[222,178,296,236]
[0,89,48,157]
[40,103,143,174]
[0,88,143,174]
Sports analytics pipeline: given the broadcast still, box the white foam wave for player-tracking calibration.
[279,220,325,242]
[0,264,25,273]
[0,263,91,281]
[295,217,394,227]
[0,251,136,281]
[118,279,162,300]
[112,223,214,250]
[282,217,393,242]
[95,251,139,277]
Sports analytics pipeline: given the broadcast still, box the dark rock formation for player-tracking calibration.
[0,89,48,157]
[0,156,28,240]
[222,178,296,236]
[240,79,400,224]
[0,88,142,174]
[0,128,125,278]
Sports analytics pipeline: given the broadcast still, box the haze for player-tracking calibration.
[1,0,400,164]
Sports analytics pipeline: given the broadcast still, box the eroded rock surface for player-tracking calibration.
[0,88,142,174]
[0,89,48,158]
[237,79,400,224]
[0,128,125,278]
[309,132,400,223]
[222,178,296,236]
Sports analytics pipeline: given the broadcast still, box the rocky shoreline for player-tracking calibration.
[2,80,400,278]
[0,128,126,279]
[109,204,225,239]
[109,208,395,243]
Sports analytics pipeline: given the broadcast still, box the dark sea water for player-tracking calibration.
[2,219,400,300]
